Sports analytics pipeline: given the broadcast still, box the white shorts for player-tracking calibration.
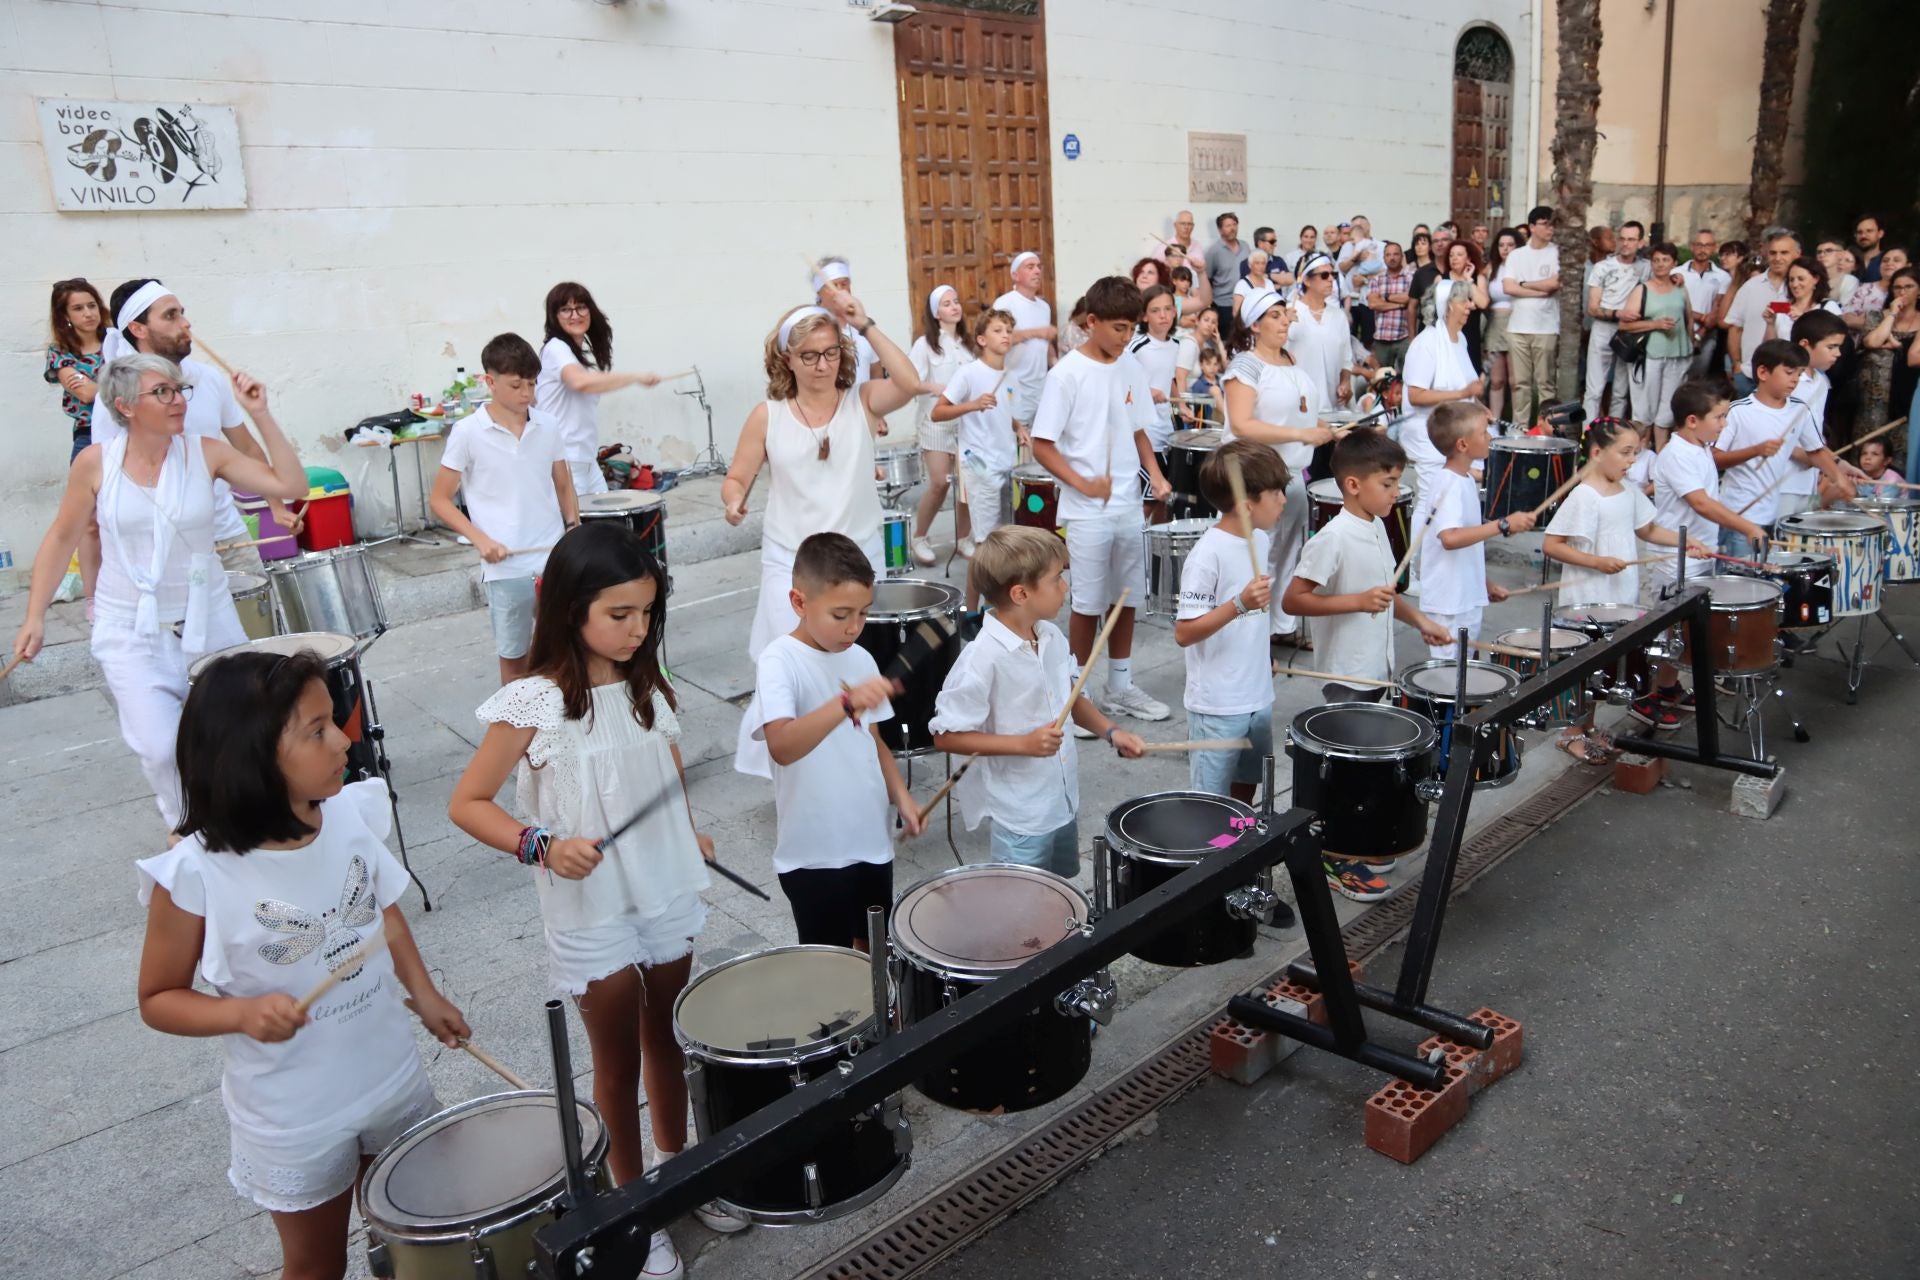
[959,460,1010,540]
[545,893,708,996]
[917,412,957,456]
[484,575,539,659]
[227,1066,439,1214]
[1062,507,1148,616]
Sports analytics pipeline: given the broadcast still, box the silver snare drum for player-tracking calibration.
[268,545,387,643]
[1144,518,1213,616]
[226,571,279,641]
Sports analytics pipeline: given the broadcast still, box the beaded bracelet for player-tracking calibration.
[515,825,552,871]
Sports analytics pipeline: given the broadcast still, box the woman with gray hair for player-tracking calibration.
[11,354,307,830]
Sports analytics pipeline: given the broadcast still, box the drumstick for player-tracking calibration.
[498,545,555,557]
[1389,512,1427,586]
[1834,416,1906,457]
[1467,637,1550,660]
[1271,664,1397,690]
[401,996,534,1089]
[1221,452,1265,582]
[1053,589,1130,733]
[1137,738,1254,754]
[1500,553,1671,596]
[294,917,397,1015]
[188,335,239,381]
[0,654,27,682]
[909,757,975,827]
[989,365,1011,398]
[1525,462,1588,519]
[706,857,773,901]
[656,369,699,383]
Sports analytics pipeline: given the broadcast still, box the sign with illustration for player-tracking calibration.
[1188,131,1246,203]
[38,99,247,212]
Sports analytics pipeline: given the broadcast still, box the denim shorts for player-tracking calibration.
[1186,707,1274,794]
[990,817,1081,879]
[485,575,539,658]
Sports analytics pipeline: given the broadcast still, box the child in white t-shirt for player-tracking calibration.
[1714,340,1850,557]
[1414,402,1532,658]
[737,533,924,948]
[933,308,1019,609]
[136,650,467,1277]
[1129,286,1199,520]
[1785,311,1854,513]
[1175,441,1288,807]
[929,527,1144,875]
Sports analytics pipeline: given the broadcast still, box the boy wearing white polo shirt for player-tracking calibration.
[430,333,578,684]
[1713,340,1851,559]
[932,308,1020,610]
[1031,276,1174,723]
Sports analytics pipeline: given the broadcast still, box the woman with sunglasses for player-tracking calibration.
[538,283,665,495]
[1285,253,1354,410]
[11,354,308,832]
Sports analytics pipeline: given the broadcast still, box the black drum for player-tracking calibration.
[1756,550,1836,630]
[1165,428,1224,519]
[674,946,909,1224]
[190,631,379,781]
[1483,436,1577,520]
[1103,792,1269,967]
[1395,659,1521,788]
[856,579,963,756]
[579,491,669,588]
[1286,703,1439,861]
[891,865,1109,1113]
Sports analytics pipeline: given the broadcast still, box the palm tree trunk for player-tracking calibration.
[1745,0,1809,243]
[1550,0,1603,407]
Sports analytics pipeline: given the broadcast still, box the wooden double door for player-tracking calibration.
[1451,75,1513,230]
[894,2,1056,323]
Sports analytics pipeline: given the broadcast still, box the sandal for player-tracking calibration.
[1555,734,1615,767]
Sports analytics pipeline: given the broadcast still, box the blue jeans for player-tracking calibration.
[1732,372,1757,399]
[1186,707,1274,795]
[1720,528,1766,562]
[990,818,1081,878]
[1907,382,1920,485]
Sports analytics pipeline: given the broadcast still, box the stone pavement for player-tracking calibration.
[4,515,1658,1279]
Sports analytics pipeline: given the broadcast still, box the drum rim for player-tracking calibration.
[1104,790,1258,865]
[359,1090,607,1235]
[1168,428,1224,449]
[1146,517,1217,539]
[224,570,271,592]
[1760,551,1835,571]
[1487,437,1576,452]
[188,629,359,677]
[1306,477,1411,499]
[1698,574,1784,609]
[1550,603,1644,628]
[1841,496,1920,512]
[865,577,964,621]
[1396,658,1521,702]
[672,944,877,1065]
[1288,701,1439,759]
[889,862,1090,981]
[1491,627,1590,654]
[269,544,374,570]
[1778,511,1886,534]
[1012,462,1055,481]
[578,491,662,513]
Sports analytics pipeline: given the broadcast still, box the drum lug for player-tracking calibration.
[1415,779,1445,803]
[941,979,960,1008]
[365,1237,394,1279]
[468,1233,500,1280]
[1054,968,1118,1025]
[1224,882,1279,924]
[1319,755,1331,783]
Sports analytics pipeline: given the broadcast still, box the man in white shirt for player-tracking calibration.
[1155,210,1213,309]
[1724,228,1800,394]
[1681,229,1732,376]
[993,251,1057,434]
[1501,206,1562,426]
[1583,220,1653,420]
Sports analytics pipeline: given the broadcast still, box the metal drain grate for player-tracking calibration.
[807,765,1611,1280]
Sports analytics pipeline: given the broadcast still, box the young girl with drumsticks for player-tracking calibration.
[136,649,468,1280]
[448,520,741,1280]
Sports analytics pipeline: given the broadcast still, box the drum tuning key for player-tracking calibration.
[1054,969,1117,1025]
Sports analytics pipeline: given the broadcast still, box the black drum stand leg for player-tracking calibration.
[1871,608,1920,668]
[363,679,430,911]
[1772,680,1811,744]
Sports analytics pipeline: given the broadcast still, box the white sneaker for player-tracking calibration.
[957,536,977,559]
[695,1199,751,1233]
[911,536,936,566]
[1103,686,1171,721]
[642,1230,684,1279]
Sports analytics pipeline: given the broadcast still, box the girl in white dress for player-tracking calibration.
[908,284,976,564]
[449,521,742,1280]
[137,648,467,1280]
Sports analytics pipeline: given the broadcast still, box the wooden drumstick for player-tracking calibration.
[1222,452,1265,582]
[909,757,975,826]
[1834,416,1906,458]
[1053,589,1130,733]
[1389,512,1427,587]
[402,996,533,1089]
[1526,462,1588,520]
[188,335,240,381]
[1137,738,1254,754]
[294,918,396,1015]
[1467,637,1549,660]
[0,654,26,682]
[1732,417,1903,517]
[1271,664,1397,690]
[1500,553,1671,596]
[656,369,699,382]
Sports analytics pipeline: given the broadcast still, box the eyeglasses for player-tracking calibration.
[1307,271,1335,281]
[138,383,195,406]
[795,347,844,367]
[558,305,591,318]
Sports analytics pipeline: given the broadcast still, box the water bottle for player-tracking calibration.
[454,367,472,415]
[0,533,15,599]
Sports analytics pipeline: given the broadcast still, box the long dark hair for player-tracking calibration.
[921,288,973,358]
[544,281,612,371]
[1410,231,1434,268]
[175,650,333,852]
[526,522,675,730]
[50,278,107,355]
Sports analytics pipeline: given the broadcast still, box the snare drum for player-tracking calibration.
[578,490,669,574]
[1484,436,1577,520]
[1165,428,1224,519]
[1395,660,1522,788]
[891,864,1107,1112]
[856,579,963,756]
[1144,518,1212,616]
[1012,463,1063,537]
[360,1092,609,1280]
[1842,496,1919,583]
[1306,477,1414,589]
[675,946,910,1223]
[1551,603,1651,699]
[1678,575,1782,675]
[226,571,279,641]
[1755,551,1835,629]
[189,632,376,780]
[1103,792,1267,967]
[1775,510,1885,617]
[881,510,912,577]
[874,445,925,501]
[268,544,387,643]
[1490,626,1592,726]
[1286,703,1439,861]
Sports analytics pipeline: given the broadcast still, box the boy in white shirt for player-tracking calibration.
[929,528,1144,875]
[430,333,579,684]
[1175,442,1288,804]
[1414,402,1532,658]
[1031,276,1175,723]
[1714,340,1853,558]
[933,309,1020,610]
[1784,310,1851,514]
[740,533,924,949]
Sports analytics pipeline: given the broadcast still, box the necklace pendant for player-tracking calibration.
[817,436,832,461]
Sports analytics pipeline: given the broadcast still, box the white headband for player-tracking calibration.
[777,306,833,353]
[101,280,176,367]
[927,284,956,320]
[1241,289,1283,331]
[1009,251,1038,276]
[810,261,851,293]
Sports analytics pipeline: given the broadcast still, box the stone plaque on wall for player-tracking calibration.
[1188,132,1247,203]
[39,99,247,211]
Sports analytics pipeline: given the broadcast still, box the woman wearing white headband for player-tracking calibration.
[1223,290,1336,648]
[1285,253,1355,414]
[907,284,976,565]
[812,258,881,386]
[722,293,924,666]
[11,354,309,830]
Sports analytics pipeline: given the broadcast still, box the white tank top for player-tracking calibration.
[761,387,882,550]
[96,435,219,625]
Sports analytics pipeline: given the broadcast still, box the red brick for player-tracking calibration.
[1416,1008,1525,1096]
[1364,1062,1470,1163]
[1612,751,1666,794]
[1265,976,1327,1027]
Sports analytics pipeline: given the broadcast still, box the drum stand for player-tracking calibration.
[355,677,432,910]
[673,367,729,478]
[1832,608,1920,703]
[1716,666,1796,759]
[896,751,965,867]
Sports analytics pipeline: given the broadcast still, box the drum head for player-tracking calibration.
[1147,518,1215,544]
[868,578,962,621]
[1493,627,1589,656]
[1012,463,1053,483]
[1844,496,1920,514]
[362,1093,604,1230]
[1290,703,1436,757]
[1552,604,1643,629]
[675,947,873,1060]
[1107,791,1255,863]
[1702,575,1782,607]
[187,630,357,679]
[1763,552,1832,572]
[1488,437,1574,456]
[225,571,270,595]
[1400,660,1517,701]
[1169,428,1223,451]
[1779,510,1883,536]
[579,491,659,515]
[892,865,1089,980]
[1306,478,1343,503]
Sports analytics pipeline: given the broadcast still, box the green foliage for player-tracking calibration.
[1798,0,1920,244]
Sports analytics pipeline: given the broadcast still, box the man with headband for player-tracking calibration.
[994,251,1056,439]
[813,258,881,390]
[90,279,297,571]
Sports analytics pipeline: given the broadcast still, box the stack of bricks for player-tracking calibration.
[1364,1005,1525,1163]
[1206,962,1358,1086]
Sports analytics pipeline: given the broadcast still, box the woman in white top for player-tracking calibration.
[722,294,922,661]
[1284,252,1354,411]
[1399,286,1486,487]
[1232,251,1271,320]
[1222,289,1336,646]
[12,354,307,829]
[537,283,664,495]
[1480,228,1520,422]
[908,285,975,566]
